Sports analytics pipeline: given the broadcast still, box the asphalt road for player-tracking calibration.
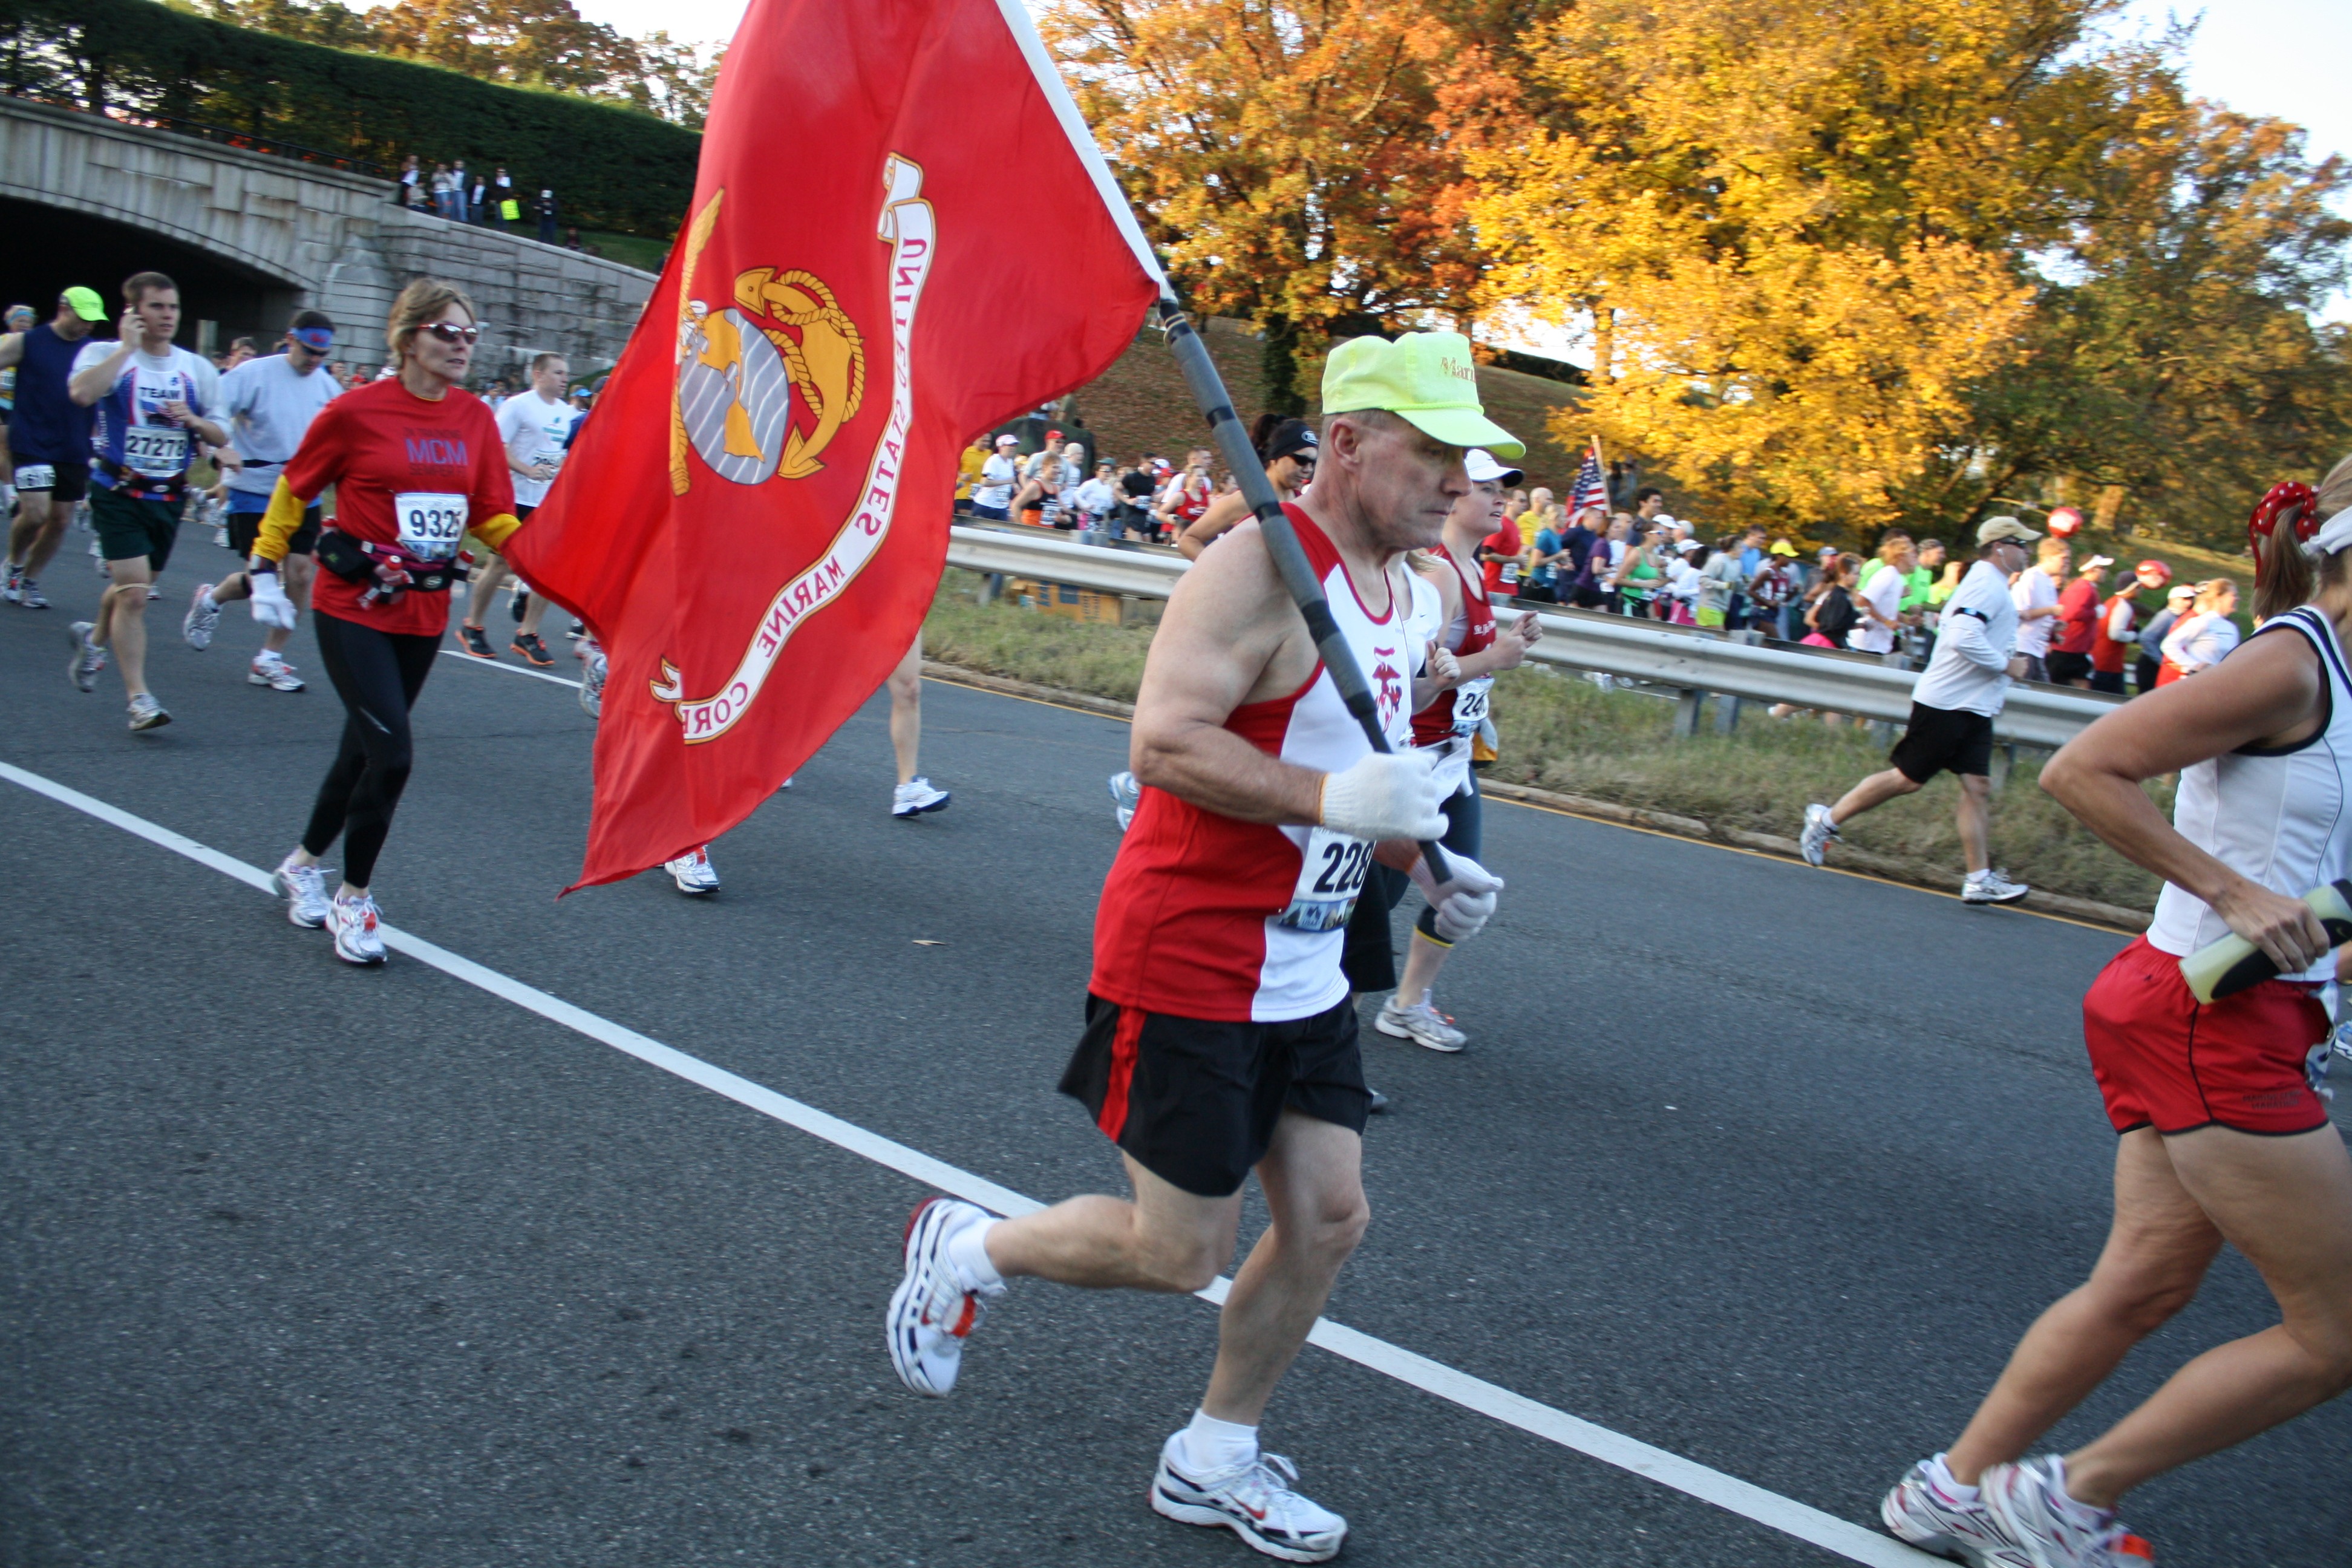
[3,536,2347,1567]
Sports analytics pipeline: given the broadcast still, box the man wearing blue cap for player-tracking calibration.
[883,333,1512,1563]
[182,309,342,691]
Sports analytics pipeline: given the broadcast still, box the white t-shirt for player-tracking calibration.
[1071,477,1117,517]
[2011,565,2061,657]
[973,453,1018,509]
[496,390,574,508]
[1912,558,2019,716]
[218,352,339,497]
[1848,560,1906,653]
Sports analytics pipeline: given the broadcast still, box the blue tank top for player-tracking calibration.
[10,323,96,466]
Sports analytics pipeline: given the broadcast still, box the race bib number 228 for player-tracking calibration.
[1277,827,1373,932]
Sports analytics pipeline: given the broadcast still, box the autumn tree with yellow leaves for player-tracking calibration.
[1049,0,2350,546]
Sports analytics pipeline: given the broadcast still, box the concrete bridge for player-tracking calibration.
[0,95,658,379]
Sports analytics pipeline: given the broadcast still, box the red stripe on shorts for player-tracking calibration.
[1098,1005,1146,1139]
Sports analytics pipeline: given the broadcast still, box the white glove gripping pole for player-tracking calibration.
[1319,751,1447,843]
[1154,299,1455,882]
[1408,849,1504,943]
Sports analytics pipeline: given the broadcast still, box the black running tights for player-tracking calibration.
[302,612,440,888]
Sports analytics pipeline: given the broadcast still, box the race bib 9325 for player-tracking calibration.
[394,492,467,560]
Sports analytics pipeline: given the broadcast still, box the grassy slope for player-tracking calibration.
[924,576,2166,910]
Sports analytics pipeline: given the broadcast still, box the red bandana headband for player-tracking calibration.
[2249,482,2318,583]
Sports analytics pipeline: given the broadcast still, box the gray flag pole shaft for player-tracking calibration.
[1154,299,1452,883]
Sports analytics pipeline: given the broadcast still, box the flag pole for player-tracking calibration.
[1152,301,1452,881]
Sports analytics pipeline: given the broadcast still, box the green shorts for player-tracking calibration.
[90,486,182,572]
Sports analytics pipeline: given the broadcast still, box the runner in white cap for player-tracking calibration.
[885,333,1511,1562]
[1800,517,2040,904]
[1376,446,1542,1051]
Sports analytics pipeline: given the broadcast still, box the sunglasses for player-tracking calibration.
[423,322,481,345]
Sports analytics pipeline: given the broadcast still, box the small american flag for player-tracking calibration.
[1567,439,1609,515]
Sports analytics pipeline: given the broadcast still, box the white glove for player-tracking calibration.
[1318,750,1446,842]
[249,567,298,630]
[1408,849,1503,943]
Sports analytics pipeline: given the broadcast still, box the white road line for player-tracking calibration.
[437,647,584,688]
[0,756,1933,1568]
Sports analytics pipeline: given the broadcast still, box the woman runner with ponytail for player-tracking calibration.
[248,279,518,964]
[1881,459,2352,1568]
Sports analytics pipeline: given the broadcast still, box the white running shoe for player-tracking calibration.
[272,854,333,929]
[1108,769,1141,831]
[2,562,19,602]
[126,693,171,731]
[249,653,306,692]
[327,889,388,965]
[892,777,950,818]
[578,644,606,718]
[886,1197,1001,1397]
[1151,1439,1348,1564]
[184,584,221,650]
[1800,802,1841,866]
[664,846,719,895]
[66,621,105,691]
[1376,993,1467,1052]
[1979,1457,2154,1567]
[16,576,46,609]
[1964,868,2030,905]
[1881,1457,2033,1567]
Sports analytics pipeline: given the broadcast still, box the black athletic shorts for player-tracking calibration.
[1889,701,1994,784]
[2045,650,2092,685]
[227,502,322,559]
[88,486,180,570]
[13,460,88,501]
[1060,993,1368,1198]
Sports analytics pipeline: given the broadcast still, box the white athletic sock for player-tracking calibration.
[1926,1453,1978,1505]
[1175,1409,1258,1476]
[198,588,218,612]
[946,1216,1002,1293]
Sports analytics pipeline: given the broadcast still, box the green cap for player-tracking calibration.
[1319,331,1523,459]
[62,286,106,322]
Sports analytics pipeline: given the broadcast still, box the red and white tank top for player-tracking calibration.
[1091,505,1433,1022]
[1413,546,1497,748]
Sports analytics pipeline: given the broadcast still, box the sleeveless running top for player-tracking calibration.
[1174,477,1210,524]
[1414,546,1496,747]
[2147,606,2352,983]
[1091,505,1434,1022]
[2090,590,2136,675]
[9,322,96,466]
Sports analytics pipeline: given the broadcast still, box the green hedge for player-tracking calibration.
[0,0,697,237]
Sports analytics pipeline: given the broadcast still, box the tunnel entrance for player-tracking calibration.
[2,197,299,351]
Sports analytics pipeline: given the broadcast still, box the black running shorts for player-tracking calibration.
[227,502,322,559]
[1060,993,1368,1198]
[13,460,88,501]
[88,486,180,570]
[1889,700,1994,783]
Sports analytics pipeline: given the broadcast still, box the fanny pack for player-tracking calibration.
[315,529,457,596]
[96,456,186,502]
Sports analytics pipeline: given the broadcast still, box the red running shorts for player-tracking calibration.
[2083,936,2333,1137]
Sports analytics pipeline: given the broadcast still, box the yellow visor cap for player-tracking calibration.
[1319,331,1524,460]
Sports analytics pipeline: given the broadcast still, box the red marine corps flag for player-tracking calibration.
[508,0,1163,889]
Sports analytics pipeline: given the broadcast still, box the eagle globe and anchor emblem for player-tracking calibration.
[650,160,938,744]
[670,191,867,492]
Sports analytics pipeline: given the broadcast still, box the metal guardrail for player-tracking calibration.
[943,526,2122,748]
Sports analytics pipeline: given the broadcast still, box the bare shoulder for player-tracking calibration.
[1146,518,1316,713]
